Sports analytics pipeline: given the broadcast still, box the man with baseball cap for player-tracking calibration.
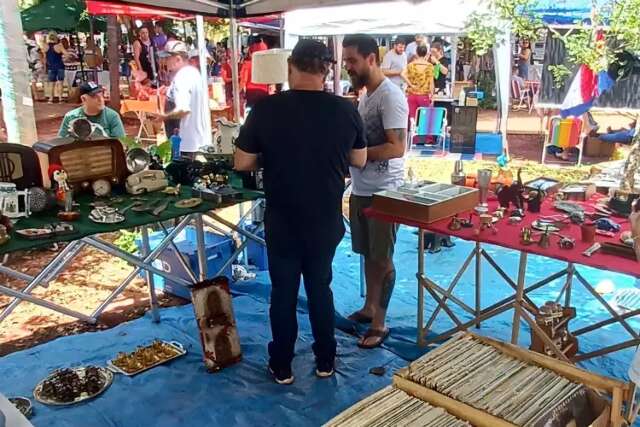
[234,39,367,385]
[58,81,125,138]
[154,40,211,157]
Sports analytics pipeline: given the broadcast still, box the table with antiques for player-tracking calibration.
[0,186,263,326]
[365,180,639,364]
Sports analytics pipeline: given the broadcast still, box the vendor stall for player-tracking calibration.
[366,182,639,363]
[0,186,263,325]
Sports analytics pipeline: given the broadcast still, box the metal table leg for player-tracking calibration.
[141,226,160,323]
[194,213,208,281]
[511,251,528,345]
[418,227,425,346]
[475,241,482,328]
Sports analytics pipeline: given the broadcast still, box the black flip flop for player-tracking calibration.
[357,328,390,349]
[347,311,373,324]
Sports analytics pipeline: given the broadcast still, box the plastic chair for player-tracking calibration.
[409,107,448,151]
[511,78,531,111]
[541,116,586,166]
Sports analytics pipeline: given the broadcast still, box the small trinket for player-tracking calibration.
[510,208,525,218]
[527,190,544,213]
[448,216,462,231]
[558,236,575,249]
[508,216,522,224]
[538,231,551,249]
[594,217,621,232]
[583,242,601,257]
[493,208,505,220]
[520,227,534,245]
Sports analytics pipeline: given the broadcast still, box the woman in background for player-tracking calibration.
[43,32,67,104]
[402,44,434,123]
[518,40,532,79]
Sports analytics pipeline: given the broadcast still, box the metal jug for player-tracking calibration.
[213,118,241,155]
[0,182,30,219]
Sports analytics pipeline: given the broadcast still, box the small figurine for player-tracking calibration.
[520,227,534,245]
[558,236,575,249]
[594,218,621,232]
[527,190,544,213]
[448,216,462,231]
[496,168,525,211]
[48,164,71,206]
[538,230,551,249]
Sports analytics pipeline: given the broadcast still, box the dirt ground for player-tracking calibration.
[0,99,633,357]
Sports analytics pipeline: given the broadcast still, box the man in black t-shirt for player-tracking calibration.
[234,40,367,385]
[430,42,450,93]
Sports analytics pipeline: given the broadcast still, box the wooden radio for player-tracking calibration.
[0,143,43,190]
[33,137,127,189]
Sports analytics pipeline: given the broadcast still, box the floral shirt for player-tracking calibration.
[406,62,434,96]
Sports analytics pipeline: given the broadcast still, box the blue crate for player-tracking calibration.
[244,222,268,271]
[476,132,503,155]
[135,226,235,299]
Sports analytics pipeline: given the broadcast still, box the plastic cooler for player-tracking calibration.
[244,222,268,271]
[135,226,235,299]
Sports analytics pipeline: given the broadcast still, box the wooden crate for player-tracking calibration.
[394,332,630,427]
[372,182,478,224]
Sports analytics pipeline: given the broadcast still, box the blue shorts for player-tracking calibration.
[47,69,65,82]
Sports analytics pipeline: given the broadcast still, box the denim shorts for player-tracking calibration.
[47,69,65,82]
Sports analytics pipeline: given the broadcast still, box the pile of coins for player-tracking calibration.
[405,334,584,427]
[325,386,469,427]
[111,341,180,374]
[40,367,106,403]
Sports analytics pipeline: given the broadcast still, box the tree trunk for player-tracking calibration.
[0,0,38,145]
[107,15,121,113]
[619,118,640,192]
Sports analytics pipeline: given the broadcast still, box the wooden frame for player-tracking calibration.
[395,332,630,427]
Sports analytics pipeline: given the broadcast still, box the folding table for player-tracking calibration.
[366,193,639,363]
[0,187,264,326]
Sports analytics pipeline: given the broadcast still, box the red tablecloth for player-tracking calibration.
[366,194,639,278]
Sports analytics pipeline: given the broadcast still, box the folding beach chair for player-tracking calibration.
[409,107,448,151]
[541,115,586,166]
[511,78,531,111]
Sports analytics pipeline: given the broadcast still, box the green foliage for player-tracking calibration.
[114,230,141,254]
[152,141,172,166]
[547,64,571,88]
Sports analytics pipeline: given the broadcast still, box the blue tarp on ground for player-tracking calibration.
[0,226,637,426]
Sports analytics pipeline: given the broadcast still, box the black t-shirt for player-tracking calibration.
[435,57,450,91]
[236,90,366,251]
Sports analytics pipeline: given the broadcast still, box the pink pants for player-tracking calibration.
[407,94,433,123]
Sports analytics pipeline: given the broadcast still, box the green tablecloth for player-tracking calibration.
[0,187,263,255]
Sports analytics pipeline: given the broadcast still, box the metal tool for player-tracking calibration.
[583,242,601,257]
[151,199,170,216]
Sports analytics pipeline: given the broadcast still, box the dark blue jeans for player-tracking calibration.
[267,238,338,370]
[600,129,634,144]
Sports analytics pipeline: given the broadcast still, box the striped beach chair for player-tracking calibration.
[410,107,448,151]
[541,116,586,166]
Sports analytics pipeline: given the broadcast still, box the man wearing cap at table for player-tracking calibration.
[153,40,211,158]
[234,39,367,385]
[57,82,125,139]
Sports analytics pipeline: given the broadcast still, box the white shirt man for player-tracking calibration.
[381,41,407,88]
[158,40,211,155]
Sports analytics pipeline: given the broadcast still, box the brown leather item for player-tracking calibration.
[33,137,127,188]
[0,143,43,190]
[191,276,242,372]
[601,242,638,260]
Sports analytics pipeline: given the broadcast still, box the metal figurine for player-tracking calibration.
[448,215,463,231]
[538,230,551,249]
[520,227,534,245]
[558,236,575,249]
[527,190,544,213]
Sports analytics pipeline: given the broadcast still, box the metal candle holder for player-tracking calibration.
[475,169,492,213]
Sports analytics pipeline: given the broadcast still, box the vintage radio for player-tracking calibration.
[0,143,43,190]
[33,137,127,189]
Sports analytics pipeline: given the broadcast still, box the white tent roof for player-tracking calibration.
[284,0,486,36]
[110,0,392,16]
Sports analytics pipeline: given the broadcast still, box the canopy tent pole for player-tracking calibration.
[332,35,344,95]
[196,14,213,146]
[229,3,242,122]
[493,25,512,156]
[0,0,38,145]
[450,36,457,95]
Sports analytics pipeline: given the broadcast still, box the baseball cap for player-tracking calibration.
[158,40,189,58]
[79,81,104,96]
[290,39,336,64]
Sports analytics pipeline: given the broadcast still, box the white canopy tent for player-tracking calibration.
[6,0,511,153]
[283,0,512,155]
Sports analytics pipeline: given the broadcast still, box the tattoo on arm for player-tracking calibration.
[379,269,396,309]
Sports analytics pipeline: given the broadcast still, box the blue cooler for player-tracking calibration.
[136,226,235,299]
[244,222,268,271]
